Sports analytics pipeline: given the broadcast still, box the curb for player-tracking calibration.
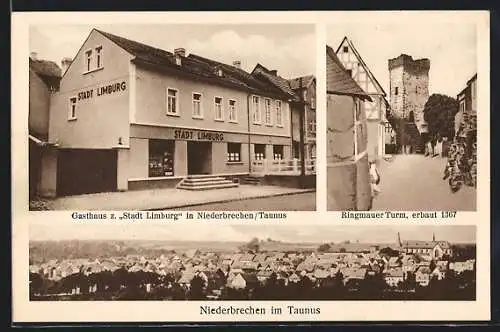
[145,189,316,211]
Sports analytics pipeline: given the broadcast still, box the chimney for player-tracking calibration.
[270,69,277,76]
[174,48,186,57]
[30,52,37,60]
[232,60,241,69]
[61,57,72,75]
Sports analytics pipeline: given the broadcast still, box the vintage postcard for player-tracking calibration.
[12,11,490,323]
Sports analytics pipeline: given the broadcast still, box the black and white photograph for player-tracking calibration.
[29,223,476,301]
[29,24,316,211]
[326,22,478,211]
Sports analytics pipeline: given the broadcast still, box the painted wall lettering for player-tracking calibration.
[75,81,127,101]
[174,129,224,142]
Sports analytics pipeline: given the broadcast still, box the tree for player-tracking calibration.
[240,237,260,253]
[317,243,331,252]
[423,94,459,140]
[189,275,206,300]
[379,247,400,257]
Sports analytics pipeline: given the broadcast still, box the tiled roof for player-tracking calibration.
[95,29,288,99]
[251,63,300,101]
[29,58,62,90]
[402,241,437,249]
[326,45,371,101]
[288,75,315,90]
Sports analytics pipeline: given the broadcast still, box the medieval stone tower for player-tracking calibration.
[388,54,430,153]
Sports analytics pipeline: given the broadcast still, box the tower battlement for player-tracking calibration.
[388,54,430,73]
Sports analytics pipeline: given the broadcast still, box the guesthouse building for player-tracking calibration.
[40,29,295,196]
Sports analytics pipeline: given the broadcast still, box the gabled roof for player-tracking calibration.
[336,36,387,96]
[326,45,372,102]
[402,241,438,249]
[29,58,62,90]
[94,29,288,99]
[251,63,299,101]
[288,75,315,90]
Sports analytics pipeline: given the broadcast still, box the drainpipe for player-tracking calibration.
[247,94,251,174]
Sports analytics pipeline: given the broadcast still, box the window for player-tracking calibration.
[394,87,399,96]
[252,96,261,123]
[227,143,241,162]
[343,46,349,53]
[167,88,178,115]
[192,93,202,118]
[148,139,175,177]
[346,69,352,77]
[273,145,283,160]
[85,50,93,72]
[228,99,237,122]
[264,98,272,125]
[254,144,266,160]
[276,100,283,126]
[95,46,103,69]
[310,95,316,109]
[68,97,77,120]
[214,96,223,120]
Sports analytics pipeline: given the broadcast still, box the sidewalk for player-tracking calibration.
[44,185,315,211]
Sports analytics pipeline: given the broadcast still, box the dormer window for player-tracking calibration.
[175,55,182,66]
[216,68,223,77]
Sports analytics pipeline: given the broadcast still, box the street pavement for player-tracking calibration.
[45,185,315,211]
[372,154,476,211]
[173,192,316,211]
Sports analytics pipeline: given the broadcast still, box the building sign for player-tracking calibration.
[174,129,224,142]
[77,81,127,101]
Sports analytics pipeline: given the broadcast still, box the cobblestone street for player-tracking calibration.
[372,155,476,211]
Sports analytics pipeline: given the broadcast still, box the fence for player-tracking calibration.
[250,158,316,175]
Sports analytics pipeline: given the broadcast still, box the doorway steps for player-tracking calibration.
[177,174,239,191]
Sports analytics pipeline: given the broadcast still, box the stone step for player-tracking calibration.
[186,174,229,179]
[180,179,234,187]
[240,177,262,185]
[182,176,227,183]
[177,182,239,191]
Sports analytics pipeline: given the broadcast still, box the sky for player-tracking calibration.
[29,24,315,79]
[29,221,475,244]
[327,22,477,97]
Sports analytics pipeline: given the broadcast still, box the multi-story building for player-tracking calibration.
[336,37,391,159]
[28,53,62,198]
[388,54,430,154]
[40,29,295,197]
[455,73,477,151]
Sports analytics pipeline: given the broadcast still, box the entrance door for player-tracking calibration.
[187,142,212,175]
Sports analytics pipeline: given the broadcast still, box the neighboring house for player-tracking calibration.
[42,29,294,197]
[28,53,62,198]
[326,45,373,211]
[415,266,431,286]
[384,268,404,287]
[288,75,317,160]
[228,272,259,289]
[455,73,477,164]
[401,240,452,260]
[335,37,391,158]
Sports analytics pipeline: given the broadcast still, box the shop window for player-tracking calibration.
[68,97,77,120]
[227,143,241,162]
[167,88,179,115]
[214,96,223,121]
[265,98,272,125]
[148,139,175,177]
[254,144,266,160]
[192,93,202,118]
[273,145,284,160]
[252,95,261,124]
[228,99,237,122]
[96,46,103,69]
[276,100,283,126]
